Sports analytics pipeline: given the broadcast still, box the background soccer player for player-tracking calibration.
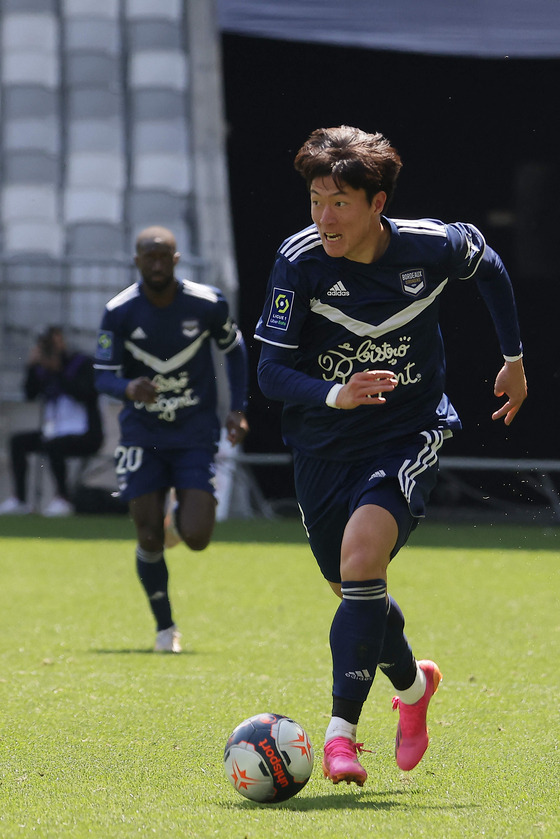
[255,126,527,785]
[94,226,249,652]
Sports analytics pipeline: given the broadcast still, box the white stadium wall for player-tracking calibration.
[0,0,234,399]
[0,0,236,502]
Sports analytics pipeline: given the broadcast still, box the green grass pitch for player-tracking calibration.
[0,515,558,838]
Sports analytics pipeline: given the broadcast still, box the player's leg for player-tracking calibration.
[130,489,181,649]
[323,503,396,786]
[294,453,384,785]
[325,580,438,767]
[376,435,444,771]
[163,488,181,548]
[325,454,442,783]
[165,448,218,550]
[377,593,442,768]
[380,588,442,771]
[378,596,417,691]
[116,444,181,652]
[348,505,441,772]
[360,481,420,695]
[130,487,166,553]
[173,487,216,550]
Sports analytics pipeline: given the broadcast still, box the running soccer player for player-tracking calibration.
[255,126,527,785]
[94,226,249,652]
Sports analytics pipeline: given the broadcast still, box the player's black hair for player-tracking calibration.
[294,125,402,206]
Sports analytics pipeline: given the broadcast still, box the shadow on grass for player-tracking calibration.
[222,790,480,812]
[91,648,196,656]
[0,515,307,544]
[0,513,557,550]
[0,514,136,541]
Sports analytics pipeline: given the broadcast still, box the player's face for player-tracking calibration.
[135,241,179,293]
[310,176,385,263]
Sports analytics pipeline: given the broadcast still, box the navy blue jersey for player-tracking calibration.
[94,279,243,450]
[255,217,522,460]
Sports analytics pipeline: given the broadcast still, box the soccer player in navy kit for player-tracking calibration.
[94,226,249,652]
[255,127,527,785]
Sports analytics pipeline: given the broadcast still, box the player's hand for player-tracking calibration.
[335,370,398,410]
[225,411,249,446]
[125,376,158,403]
[492,358,527,426]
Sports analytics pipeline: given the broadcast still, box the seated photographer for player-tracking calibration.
[0,326,104,517]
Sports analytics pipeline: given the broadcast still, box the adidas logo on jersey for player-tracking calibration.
[131,327,147,339]
[369,469,387,481]
[326,281,350,296]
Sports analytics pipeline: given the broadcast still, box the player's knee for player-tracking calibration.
[181,529,211,551]
[341,549,389,581]
[176,502,214,551]
[176,516,213,551]
[137,526,164,553]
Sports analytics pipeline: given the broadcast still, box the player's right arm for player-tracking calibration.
[333,370,398,408]
[93,311,137,402]
[257,343,397,409]
[124,377,158,403]
[256,253,397,409]
[94,363,157,405]
[447,224,527,424]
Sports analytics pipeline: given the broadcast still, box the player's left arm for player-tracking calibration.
[473,244,527,424]
[222,324,250,446]
[491,358,527,426]
[225,409,249,446]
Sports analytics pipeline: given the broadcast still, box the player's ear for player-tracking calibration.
[372,191,387,214]
[173,251,180,265]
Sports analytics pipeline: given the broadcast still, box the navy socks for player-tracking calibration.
[136,547,173,631]
[378,595,417,690]
[330,579,387,708]
[331,583,417,724]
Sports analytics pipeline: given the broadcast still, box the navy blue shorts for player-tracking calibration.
[293,430,448,583]
[114,445,217,503]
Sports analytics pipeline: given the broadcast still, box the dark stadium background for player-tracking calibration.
[221,34,559,505]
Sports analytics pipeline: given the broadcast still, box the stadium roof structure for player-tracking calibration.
[217,0,560,59]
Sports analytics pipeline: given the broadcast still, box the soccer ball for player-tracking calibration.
[224,713,314,803]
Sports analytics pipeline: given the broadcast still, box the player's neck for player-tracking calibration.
[349,219,390,265]
[370,219,391,263]
[141,278,179,307]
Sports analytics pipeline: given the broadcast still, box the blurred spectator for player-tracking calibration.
[0,327,103,516]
